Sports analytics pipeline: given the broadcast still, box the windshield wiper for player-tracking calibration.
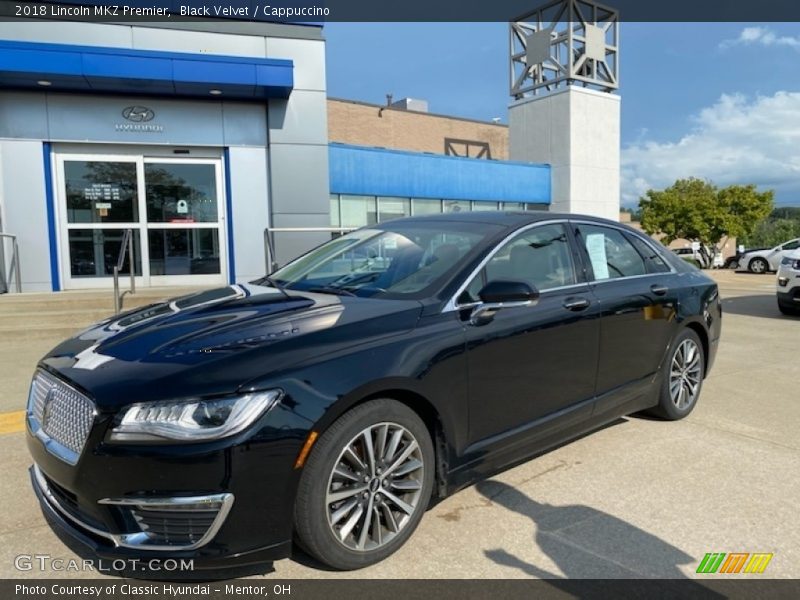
[307,286,357,297]
[254,275,291,300]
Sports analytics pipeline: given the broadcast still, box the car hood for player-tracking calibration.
[39,283,423,410]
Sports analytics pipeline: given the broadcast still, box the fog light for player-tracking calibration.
[99,494,233,549]
[778,277,789,287]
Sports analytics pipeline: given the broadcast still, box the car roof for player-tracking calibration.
[381,211,624,229]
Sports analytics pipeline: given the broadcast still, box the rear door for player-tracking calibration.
[572,222,679,415]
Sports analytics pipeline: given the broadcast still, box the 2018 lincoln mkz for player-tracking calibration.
[27,212,721,571]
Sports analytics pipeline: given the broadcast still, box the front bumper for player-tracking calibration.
[27,400,311,569]
[31,465,291,570]
[777,288,800,309]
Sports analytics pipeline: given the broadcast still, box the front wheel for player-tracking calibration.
[778,301,800,316]
[748,257,769,274]
[649,329,705,420]
[294,399,434,570]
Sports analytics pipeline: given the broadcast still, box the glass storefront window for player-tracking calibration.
[502,202,524,211]
[378,197,411,222]
[411,199,442,215]
[330,195,341,227]
[444,200,471,213]
[525,203,547,211]
[145,163,218,223]
[340,195,378,228]
[148,229,221,276]
[67,229,141,277]
[64,161,138,224]
[472,202,500,211]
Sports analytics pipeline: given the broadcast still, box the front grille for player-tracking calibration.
[28,371,96,464]
[131,507,220,546]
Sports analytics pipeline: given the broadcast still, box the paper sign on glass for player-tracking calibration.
[585,233,610,280]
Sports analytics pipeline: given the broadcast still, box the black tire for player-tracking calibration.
[748,257,769,274]
[294,399,434,570]
[648,328,705,421]
[724,258,739,270]
[778,302,800,316]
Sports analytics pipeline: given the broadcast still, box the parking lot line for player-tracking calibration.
[0,410,24,435]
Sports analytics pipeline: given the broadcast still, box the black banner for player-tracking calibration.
[2,0,800,23]
[4,579,800,600]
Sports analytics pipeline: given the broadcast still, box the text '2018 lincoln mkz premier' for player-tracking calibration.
[27,212,721,571]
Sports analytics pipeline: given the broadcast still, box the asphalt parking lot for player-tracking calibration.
[0,270,797,580]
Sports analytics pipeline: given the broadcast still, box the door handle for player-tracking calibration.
[650,284,669,296]
[563,297,591,311]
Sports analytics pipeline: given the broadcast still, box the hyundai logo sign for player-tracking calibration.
[122,106,155,122]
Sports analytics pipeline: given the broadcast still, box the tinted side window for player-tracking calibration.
[578,224,646,280]
[627,235,671,274]
[458,223,578,304]
[782,240,800,251]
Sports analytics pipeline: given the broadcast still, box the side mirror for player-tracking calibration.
[470,280,539,326]
[478,279,539,304]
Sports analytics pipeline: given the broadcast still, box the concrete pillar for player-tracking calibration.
[509,86,620,221]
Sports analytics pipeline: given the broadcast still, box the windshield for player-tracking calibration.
[270,221,502,298]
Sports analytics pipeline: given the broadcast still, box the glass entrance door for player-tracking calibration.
[55,153,227,289]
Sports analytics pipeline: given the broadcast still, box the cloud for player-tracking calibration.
[621,91,800,206]
[719,26,800,50]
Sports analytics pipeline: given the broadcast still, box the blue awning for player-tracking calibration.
[329,143,551,204]
[0,40,293,100]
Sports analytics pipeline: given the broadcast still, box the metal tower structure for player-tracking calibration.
[510,0,619,100]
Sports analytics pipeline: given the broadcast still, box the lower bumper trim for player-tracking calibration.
[31,464,233,551]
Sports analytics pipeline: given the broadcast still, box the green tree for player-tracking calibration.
[742,218,800,248]
[639,178,774,266]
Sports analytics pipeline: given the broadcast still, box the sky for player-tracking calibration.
[324,22,800,207]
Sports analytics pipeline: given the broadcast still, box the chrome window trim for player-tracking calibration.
[32,464,233,551]
[26,370,97,466]
[442,218,677,313]
[443,219,570,313]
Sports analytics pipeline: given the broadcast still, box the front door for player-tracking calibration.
[55,152,227,289]
[461,222,601,445]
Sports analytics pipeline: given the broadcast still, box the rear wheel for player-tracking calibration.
[748,257,769,274]
[294,399,434,570]
[649,329,705,420]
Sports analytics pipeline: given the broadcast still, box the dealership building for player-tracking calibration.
[0,6,621,293]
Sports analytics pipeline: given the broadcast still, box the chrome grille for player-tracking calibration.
[27,371,96,464]
[29,374,52,423]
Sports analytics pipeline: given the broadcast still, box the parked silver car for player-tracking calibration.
[737,238,800,274]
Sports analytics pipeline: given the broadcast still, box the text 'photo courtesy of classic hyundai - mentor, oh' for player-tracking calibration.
[26,212,721,571]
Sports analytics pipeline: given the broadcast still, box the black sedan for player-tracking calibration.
[27,212,721,571]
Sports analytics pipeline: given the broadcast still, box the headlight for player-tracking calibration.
[109,389,282,442]
[780,257,800,270]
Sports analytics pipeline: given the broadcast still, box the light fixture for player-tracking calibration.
[209,89,222,96]
[37,80,52,86]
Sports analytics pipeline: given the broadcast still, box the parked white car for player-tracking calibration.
[737,238,800,274]
[777,249,800,316]
[671,246,725,269]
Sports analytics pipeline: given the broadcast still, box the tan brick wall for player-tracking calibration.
[327,98,509,160]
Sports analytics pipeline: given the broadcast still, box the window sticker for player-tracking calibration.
[585,233,610,280]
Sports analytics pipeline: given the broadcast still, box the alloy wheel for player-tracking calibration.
[669,339,702,410]
[750,259,767,273]
[325,422,425,552]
